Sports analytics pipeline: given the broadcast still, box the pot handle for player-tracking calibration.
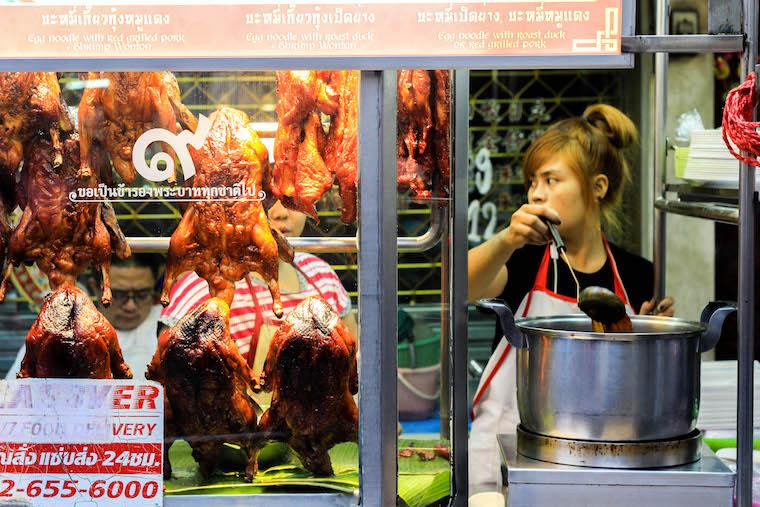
[699,301,737,353]
[475,299,527,349]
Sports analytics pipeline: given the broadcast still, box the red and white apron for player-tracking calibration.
[468,239,636,490]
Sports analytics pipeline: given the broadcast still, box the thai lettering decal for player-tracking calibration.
[132,113,211,182]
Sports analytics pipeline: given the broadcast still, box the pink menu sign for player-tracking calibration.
[0,2,622,59]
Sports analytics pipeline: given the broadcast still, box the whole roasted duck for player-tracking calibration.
[431,70,451,195]
[78,71,198,184]
[0,204,9,290]
[323,70,359,223]
[254,297,358,476]
[0,72,73,211]
[161,107,293,316]
[18,285,133,379]
[272,70,359,223]
[146,298,260,480]
[397,70,450,198]
[0,134,131,304]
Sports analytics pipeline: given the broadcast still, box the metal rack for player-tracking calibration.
[127,205,446,254]
[636,1,758,505]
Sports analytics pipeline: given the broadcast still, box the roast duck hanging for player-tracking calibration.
[0,71,363,482]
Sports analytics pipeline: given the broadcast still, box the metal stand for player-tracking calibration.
[499,435,735,507]
[642,0,759,504]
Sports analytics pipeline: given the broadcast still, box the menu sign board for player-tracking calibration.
[0,379,163,507]
[0,1,622,59]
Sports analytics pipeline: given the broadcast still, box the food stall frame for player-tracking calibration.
[3,0,758,505]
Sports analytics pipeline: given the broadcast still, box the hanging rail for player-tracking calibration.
[126,204,445,254]
[622,34,744,53]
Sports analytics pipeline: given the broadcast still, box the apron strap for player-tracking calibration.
[294,263,329,300]
[245,275,265,367]
[529,239,633,311]
[519,245,552,318]
[532,245,553,291]
[602,237,634,311]
[243,259,331,367]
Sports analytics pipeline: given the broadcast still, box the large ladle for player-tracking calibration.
[577,286,633,333]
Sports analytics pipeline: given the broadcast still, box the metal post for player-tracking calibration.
[653,0,669,300]
[441,215,451,440]
[358,70,398,506]
[449,69,470,506]
[736,0,758,502]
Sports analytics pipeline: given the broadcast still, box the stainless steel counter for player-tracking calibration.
[499,434,735,507]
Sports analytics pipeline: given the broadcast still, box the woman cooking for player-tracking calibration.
[467,104,675,491]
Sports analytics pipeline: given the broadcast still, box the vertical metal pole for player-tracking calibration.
[736,0,758,503]
[358,70,398,506]
[653,0,669,300]
[441,219,451,439]
[449,69,470,506]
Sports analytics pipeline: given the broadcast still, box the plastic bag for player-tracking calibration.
[674,108,705,145]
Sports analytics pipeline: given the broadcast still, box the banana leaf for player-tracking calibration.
[398,471,450,507]
[165,441,359,495]
[397,438,450,475]
[165,438,451,506]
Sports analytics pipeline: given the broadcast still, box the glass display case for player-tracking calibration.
[0,66,466,507]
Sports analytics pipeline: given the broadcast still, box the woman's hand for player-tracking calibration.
[502,204,561,250]
[639,297,675,317]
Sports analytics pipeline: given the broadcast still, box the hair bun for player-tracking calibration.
[582,104,638,150]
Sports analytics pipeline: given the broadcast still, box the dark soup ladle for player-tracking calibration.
[577,286,633,333]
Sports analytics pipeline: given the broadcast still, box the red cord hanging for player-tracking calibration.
[722,71,760,167]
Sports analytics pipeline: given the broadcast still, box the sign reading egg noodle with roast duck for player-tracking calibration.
[0,379,163,506]
[0,1,622,59]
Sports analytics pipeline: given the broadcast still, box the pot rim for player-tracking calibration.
[516,314,706,341]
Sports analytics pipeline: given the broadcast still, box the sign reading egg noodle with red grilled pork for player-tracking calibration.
[0,1,622,59]
[0,379,163,506]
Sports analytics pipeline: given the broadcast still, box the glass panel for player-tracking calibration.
[0,70,361,499]
[396,69,453,506]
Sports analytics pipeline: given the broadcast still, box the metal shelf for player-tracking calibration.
[647,3,757,505]
[622,34,744,53]
[654,198,738,224]
[664,183,746,204]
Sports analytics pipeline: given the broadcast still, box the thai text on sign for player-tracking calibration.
[0,379,163,506]
[0,1,622,59]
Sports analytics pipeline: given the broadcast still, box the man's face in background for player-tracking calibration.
[99,265,155,330]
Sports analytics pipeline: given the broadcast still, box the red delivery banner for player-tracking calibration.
[0,379,163,507]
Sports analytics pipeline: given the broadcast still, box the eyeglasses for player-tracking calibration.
[111,288,153,304]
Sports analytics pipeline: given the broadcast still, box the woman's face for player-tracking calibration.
[527,157,593,237]
[268,200,307,237]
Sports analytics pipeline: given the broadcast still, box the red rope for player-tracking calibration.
[722,71,760,167]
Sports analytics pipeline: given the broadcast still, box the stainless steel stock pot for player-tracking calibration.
[476,299,736,441]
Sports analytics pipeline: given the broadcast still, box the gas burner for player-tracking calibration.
[516,425,703,468]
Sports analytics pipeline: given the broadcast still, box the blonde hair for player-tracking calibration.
[522,104,638,235]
